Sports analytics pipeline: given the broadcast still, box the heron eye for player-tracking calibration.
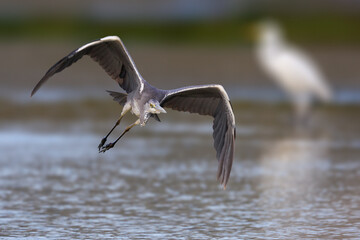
[150,103,155,108]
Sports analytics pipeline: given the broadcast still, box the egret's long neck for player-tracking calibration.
[262,32,283,53]
[258,31,284,66]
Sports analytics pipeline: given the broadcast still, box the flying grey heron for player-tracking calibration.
[31,36,236,188]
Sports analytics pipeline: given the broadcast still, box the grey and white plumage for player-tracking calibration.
[31,36,236,188]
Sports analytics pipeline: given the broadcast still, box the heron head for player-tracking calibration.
[257,20,283,45]
[147,99,167,114]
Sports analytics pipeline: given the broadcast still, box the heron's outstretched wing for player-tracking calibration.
[31,36,144,96]
[160,84,236,188]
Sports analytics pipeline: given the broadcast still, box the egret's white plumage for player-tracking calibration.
[256,21,332,119]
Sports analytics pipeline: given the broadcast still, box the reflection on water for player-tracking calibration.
[259,131,330,190]
[257,133,333,237]
[1,101,360,239]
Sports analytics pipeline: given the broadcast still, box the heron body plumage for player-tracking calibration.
[31,36,235,188]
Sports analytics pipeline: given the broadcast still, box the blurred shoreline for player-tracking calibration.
[1,41,359,103]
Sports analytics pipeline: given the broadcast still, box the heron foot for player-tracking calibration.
[98,137,107,151]
[99,142,115,153]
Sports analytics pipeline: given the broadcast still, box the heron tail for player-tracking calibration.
[106,90,128,106]
[151,114,161,122]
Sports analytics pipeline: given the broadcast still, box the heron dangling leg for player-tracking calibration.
[98,106,130,151]
[99,119,140,153]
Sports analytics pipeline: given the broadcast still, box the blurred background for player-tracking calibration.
[1,0,360,239]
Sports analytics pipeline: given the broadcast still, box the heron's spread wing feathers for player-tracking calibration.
[31,36,143,96]
[106,90,128,106]
[161,85,236,188]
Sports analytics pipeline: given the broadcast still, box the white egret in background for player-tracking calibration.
[255,20,332,120]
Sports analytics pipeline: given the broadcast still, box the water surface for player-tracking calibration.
[1,100,360,239]
[1,41,360,239]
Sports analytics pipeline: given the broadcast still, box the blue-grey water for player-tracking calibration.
[1,41,360,239]
[1,98,360,239]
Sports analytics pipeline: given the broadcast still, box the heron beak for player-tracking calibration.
[246,23,259,42]
[156,105,167,114]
